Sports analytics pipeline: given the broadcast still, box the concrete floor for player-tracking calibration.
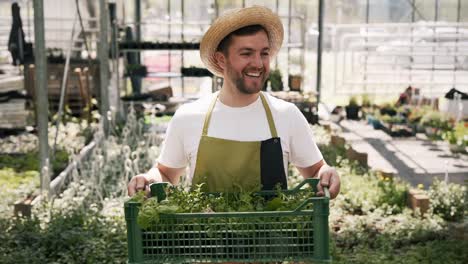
[338,120,468,188]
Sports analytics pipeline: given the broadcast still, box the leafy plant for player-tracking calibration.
[377,176,408,213]
[0,150,69,177]
[442,131,458,145]
[361,94,371,107]
[379,103,397,116]
[407,106,431,125]
[268,69,283,91]
[0,201,127,264]
[348,96,359,107]
[136,183,316,229]
[419,110,452,131]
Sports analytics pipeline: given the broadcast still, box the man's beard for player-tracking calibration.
[226,64,268,94]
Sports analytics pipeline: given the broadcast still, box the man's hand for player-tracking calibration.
[127,174,156,197]
[127,164,184,197]
[316,164,340,199]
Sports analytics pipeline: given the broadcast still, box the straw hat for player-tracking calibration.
[200,6,284,77]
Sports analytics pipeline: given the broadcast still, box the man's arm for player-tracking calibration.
[127,163,185,196]
[296,159,340,199]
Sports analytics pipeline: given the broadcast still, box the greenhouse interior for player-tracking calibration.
[0,0,467,263]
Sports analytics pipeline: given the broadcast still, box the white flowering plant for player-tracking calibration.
[428,179,466,222]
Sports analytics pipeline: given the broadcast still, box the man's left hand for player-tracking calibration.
[316,164,340,199]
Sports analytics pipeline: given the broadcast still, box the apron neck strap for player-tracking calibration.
[202,93,219,136]
[202,92,278,138]
[259,92,278,138]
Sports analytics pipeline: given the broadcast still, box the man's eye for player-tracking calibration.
[241,53,250,56]
[261,52,270,56]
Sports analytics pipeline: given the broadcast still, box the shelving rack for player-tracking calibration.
[114,0,307,99]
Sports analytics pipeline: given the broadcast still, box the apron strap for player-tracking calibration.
[202,92,278,138]
[202,93,219,136]
[259,92,278,138]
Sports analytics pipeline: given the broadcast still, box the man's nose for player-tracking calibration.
[250,53,263,68]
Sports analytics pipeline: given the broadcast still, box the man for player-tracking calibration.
[128,6,340,199]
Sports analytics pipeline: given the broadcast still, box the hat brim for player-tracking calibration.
[200,6,284,77]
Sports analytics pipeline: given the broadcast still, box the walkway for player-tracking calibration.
[338,120,468,187]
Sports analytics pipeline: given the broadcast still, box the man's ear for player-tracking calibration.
[214,51,226,71]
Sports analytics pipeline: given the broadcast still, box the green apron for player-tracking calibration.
[192,92,287,192]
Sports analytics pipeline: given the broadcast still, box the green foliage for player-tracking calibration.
[331,239,468,264]
[0,208,127,264]
[0,168,39,190]
[0,153,38,172]
[51,106,79,125]
[443,122,468,147]
[0,150,69,176]
[0,168,39,215]
[420,110,452,131]
[268,69,283,91]
[361,94,371,107]
[348,96,359,107]
[442,130,458,145]
[136,183,316,229]
[377,177,408,213]
[379,103,397,116]
[129,190,146,204]
[428,179,466,222]
[318,143,347,168]
[454,122,468,140]
[407,106,431,125]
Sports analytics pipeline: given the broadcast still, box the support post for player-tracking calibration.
[135,0,141,65]
[99,0,110,136]
[33,0,50,196]
[316,0,324,113]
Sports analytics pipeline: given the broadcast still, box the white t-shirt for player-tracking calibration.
[158,92,323,184]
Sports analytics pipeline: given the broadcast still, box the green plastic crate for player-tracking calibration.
[125,178,331,263]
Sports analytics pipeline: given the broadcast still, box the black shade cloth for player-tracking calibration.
[445,88,468,100]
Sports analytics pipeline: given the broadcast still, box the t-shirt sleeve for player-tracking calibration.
[157,109,188,168]
[288,105,323,168]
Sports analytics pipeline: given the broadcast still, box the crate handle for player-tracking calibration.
[290,178,319,192]
[293,186,329,212]
[149,182,170,202]
[324,186,330,199]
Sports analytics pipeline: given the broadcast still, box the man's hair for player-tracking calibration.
[216,25,268,55]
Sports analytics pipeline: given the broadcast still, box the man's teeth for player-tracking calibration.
[245,72,261,77]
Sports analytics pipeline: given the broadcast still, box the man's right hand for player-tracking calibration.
[127,164,184,197]
[127,174,155,197]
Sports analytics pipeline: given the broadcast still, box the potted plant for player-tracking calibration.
[345,96,360,120]
[288,75,302,91]
[407,106,431,133]
[443,131,464,153]
[420,111,450,139]
[379,103,397,116]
